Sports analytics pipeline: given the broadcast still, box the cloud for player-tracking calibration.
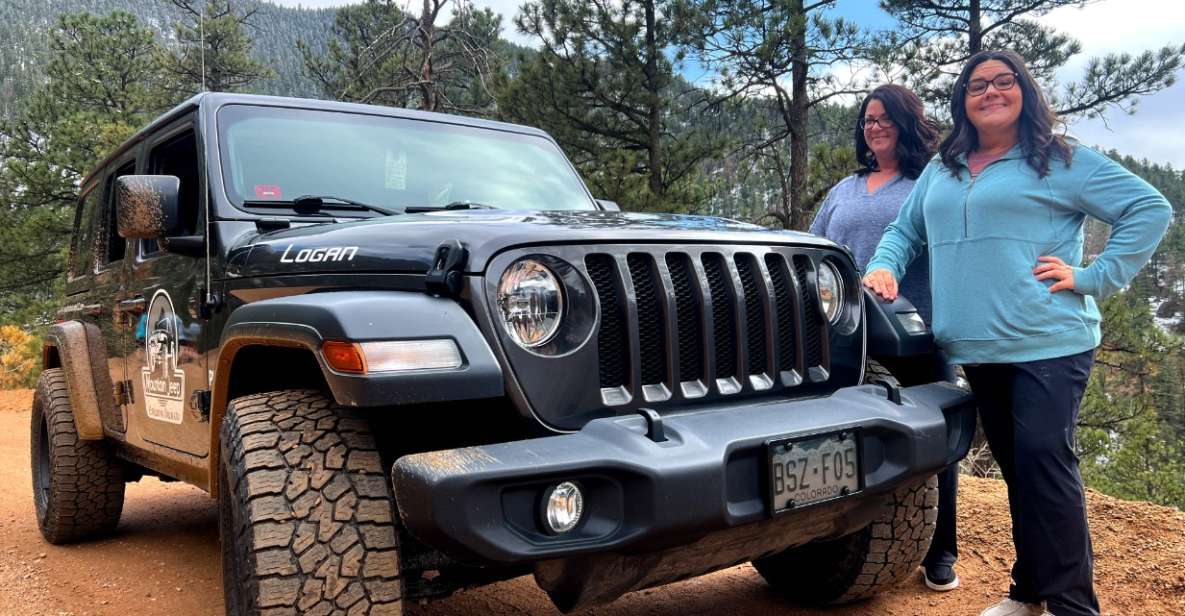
[1067,80,1185,169]
[1037,0,1185,167]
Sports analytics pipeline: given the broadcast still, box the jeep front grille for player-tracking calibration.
[584,248,830,405]
[585,253,627,389]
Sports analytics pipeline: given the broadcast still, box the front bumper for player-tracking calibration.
[392,382,974,565]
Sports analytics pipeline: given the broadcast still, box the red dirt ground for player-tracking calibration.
[2,389,1182,615]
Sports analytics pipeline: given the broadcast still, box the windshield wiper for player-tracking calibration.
[293,195,401,216]
[404,201,499,213]
[241,195,400,217]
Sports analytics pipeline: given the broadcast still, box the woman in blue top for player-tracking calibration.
[810,84,961,593]
[864,50,1172,616]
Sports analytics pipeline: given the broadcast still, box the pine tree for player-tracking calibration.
[300,0,500,114]
[0,11,163,321]
[159,0,275,99]
[501,0,728,212]
[879,0,1185,119]
[673,0,876,229]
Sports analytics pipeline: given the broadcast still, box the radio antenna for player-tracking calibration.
[200,0,206,91]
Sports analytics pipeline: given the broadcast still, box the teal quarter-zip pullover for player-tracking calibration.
[867,143,1172,364]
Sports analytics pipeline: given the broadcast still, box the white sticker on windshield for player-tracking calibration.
[385,150,407,190]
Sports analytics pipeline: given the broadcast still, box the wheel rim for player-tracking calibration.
[34,412,52,513]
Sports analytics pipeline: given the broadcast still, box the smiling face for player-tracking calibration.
[964,59,1023,138]
[862,98,899,165]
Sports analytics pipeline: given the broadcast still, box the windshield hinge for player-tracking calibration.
[425,240,468,297]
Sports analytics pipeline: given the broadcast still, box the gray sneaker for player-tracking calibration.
[977,598,1046,616]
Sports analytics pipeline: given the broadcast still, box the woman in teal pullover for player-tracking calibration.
[864,50,1171,616]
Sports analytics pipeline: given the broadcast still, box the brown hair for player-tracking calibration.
[939,49,1072,178]
[855,84,939,180]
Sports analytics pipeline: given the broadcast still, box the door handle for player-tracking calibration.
[117,297,146,314]
[115,297,146,327]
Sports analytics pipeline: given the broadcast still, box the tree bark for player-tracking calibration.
[788,0,809,230]
[420,0,436,111]
[968,0,982,55]
[644,0,664,198]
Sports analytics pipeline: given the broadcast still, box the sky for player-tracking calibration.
[271,0,1185,168]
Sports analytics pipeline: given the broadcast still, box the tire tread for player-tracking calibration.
[31,368,125,544]
[753,475,938,604]
[220,390,403,616]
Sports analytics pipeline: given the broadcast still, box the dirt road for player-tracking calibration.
[2,389,1183,616]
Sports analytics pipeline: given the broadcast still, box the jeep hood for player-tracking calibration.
[224,210,836,277]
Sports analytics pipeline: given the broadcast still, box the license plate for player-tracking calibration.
[768,431,860,513]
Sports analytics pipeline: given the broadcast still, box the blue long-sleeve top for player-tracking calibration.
[866,143,1172,365]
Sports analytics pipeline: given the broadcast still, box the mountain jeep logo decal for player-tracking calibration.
[141,289,185,424]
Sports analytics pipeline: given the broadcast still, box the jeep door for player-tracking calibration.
[122,119,211,461]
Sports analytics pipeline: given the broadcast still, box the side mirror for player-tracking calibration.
[596,199,620,212]
[115,175,181,239]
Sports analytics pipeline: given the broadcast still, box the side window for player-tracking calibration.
[144,130,200,257]
[101,161,136,266]
[68,186,102,280]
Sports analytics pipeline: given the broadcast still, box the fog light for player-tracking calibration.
[543,481,584,534]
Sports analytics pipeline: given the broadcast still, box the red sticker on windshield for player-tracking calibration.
[254,185,282,199]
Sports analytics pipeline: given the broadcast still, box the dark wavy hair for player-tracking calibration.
[940,49,1072,178]
[855,84,939,180]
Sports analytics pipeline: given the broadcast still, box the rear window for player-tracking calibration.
[68,185,103,280]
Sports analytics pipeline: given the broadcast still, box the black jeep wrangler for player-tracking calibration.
[32,93,974,615]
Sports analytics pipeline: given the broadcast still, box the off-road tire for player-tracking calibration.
[863,359,900,387]
[753,474,938,605]
[30,368,125,544]
[218,390,403,616]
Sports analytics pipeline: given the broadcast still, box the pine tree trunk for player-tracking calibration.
[789,0,809,231]
[644,0,664,199]
[968,0,982,55]
[420,0,436,112]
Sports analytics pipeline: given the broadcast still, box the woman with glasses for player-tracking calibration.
[863,50,1172,616]
[809,84,961,593]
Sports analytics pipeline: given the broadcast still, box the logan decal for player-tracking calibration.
[279,244,359,264]
[141,290,185,424]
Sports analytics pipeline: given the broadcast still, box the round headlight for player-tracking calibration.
[497,259,563,348]
[817,261,844,324]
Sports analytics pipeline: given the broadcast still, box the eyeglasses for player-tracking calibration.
[859,115,894,130]
[965,72,1019,97]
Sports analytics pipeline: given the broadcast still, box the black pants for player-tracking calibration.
[877,354,959,570]
[923,464,959,568]
[963,349,1099,616]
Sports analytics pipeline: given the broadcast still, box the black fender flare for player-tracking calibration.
[42,321,122,439]
[863,288,936,358]
[213,289,503,407]
[208,291,504,496]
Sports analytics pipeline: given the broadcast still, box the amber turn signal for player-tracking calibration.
[322,341,366,373]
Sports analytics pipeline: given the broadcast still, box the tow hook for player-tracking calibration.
[871,379,903,405]
[636,408,668,443]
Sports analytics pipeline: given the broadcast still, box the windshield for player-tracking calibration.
[216,105,596,214]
